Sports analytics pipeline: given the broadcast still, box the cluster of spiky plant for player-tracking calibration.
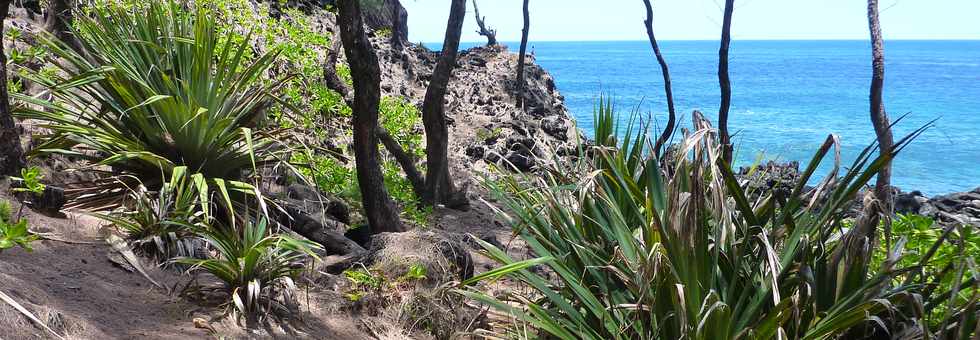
[461,100,978,339]
[96,167,321,327]
[9,0,321,328]
[13,0,292,210]
[177,216,320,328]
[91,167,205,261]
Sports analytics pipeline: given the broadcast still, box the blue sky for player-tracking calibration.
[401,0,980,42]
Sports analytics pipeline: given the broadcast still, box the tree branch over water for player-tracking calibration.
[717,0,734,165]
[642,0,676,157]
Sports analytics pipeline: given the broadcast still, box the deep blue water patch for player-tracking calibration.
[445,40,980,195]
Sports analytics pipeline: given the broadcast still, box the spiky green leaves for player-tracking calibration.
[461,101,974,339]
[13,1,291,209]
[176,218,321,326]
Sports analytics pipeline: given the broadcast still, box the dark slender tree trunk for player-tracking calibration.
[323,28,352,101]
[642,0,676,158]
[472,0,497,46]
[867,0,895,233]
[269,0,282,19]
[44,0,79,51]
[515,0,530,109]
[718,0,734,165]
[389,0,404,50]
[322,19,428,209]
[377,127,424,198]
[336,0,404,233]
[420,0,467,208]
[0,0,25,176]
[829,0,897,282]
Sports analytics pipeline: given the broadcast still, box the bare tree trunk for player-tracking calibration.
[389,0,404,50]
[829,0,897,283]
[642,0,676,157]
[336,0,404,233]
[718,0,734,165]
[44,0,79,51]
[0,0,25,177]
[269,0,282,19]
[420,0,467,208]
[377,127,424,198]
[515,0,530,109]
[472,0,497,46]
[867,0,895,236]
[323,29,352,101]
[323,20,427,209]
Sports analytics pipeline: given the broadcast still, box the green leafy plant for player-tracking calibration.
[379,97,424,154]
[10,166,47,220]
[874,214,980,270]
[14,0,292,209]
[6,48,27,65]
[475,127,502,142]
[342,263,428,303]
[374,27,393,38]
[6,45,47,66]
[378,97,429,225]
[872,214,980,328]
[399,263,428,282]
[0,200,38,253]
[295,96,430,226]
[177,217,321,328]
[12,166,46,196]
[460,100,976,339]
[4,25,21,41]
[7,77,22,94]
[343,267,386,302]
[293,151,357,199]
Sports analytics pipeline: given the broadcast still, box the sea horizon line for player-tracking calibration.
[422,38,980,45]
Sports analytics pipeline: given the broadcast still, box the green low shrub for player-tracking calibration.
[0,200,37,253]
[342,262,429,303]
[11,166,45,196]
[343,267,386,302]
[872,214,979,327]
[1,167,43,254]
[874,214,980,270]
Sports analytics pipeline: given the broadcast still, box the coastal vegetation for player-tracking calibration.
[461,103,974,339]
[0,0,974,339]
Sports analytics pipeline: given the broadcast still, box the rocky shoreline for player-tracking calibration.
[739,161,980,226]
[371,39,578,178]
[895,188,980,226]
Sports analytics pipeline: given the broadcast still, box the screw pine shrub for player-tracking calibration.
[14,0,292,209]
[461,100,978,339]
[177,216,321,328]
[92,166,206,261]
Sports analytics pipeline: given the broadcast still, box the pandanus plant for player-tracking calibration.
[177,216,320,328]
[460,99,978,339]
[13,1,292,210]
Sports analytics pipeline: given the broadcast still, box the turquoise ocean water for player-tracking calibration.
[451,40,980,195]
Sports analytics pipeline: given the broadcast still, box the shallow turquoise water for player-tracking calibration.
[451,40,980,195]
